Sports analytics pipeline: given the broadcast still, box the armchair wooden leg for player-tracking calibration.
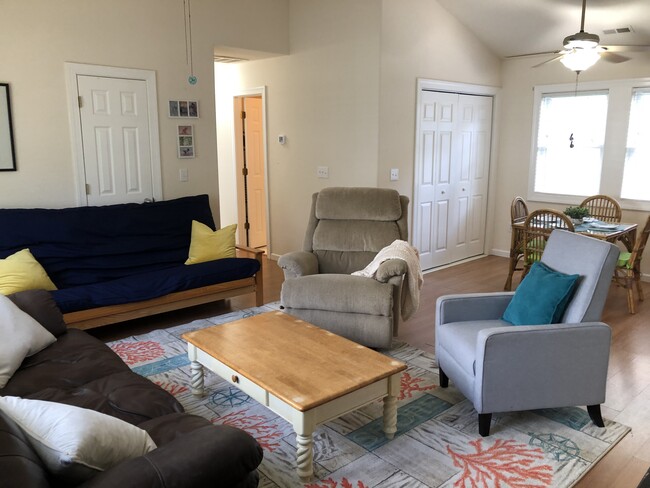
[587,405,605,428]
[439,367,449,388]
[478,413,492,437]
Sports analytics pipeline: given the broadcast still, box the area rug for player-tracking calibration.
[107,304,630,488]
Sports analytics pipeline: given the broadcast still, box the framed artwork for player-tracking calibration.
[177,125,195,158]
[169,100,198,118]
[0,83,16,171]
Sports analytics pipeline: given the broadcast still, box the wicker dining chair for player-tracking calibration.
[614,215,650,314]
[522,209,575,279]
[504,196,529,290]
[580,195,622,223]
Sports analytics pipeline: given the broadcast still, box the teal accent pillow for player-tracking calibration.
[503,261,580,325]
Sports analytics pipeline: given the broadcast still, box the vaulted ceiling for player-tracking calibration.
[436,0,650,60]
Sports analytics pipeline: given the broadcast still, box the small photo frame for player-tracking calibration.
[169,100,199,118]
[177,125,195,158]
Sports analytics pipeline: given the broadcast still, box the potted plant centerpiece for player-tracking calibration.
[564,206,590,225]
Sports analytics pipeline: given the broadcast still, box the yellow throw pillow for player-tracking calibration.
[0,249,58,295]
[185,221,237,265]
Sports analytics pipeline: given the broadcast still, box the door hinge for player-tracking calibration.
[241,110,246,120]
[85,183,90,195]
[242,167,248,176]
[244,222,250,230]
[78,96,83,108]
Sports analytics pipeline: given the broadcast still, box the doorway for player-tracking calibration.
[413,80,497,271]
[65,63,162,206]
[234,94,268,251]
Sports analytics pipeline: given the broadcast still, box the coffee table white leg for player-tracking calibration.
[190,361,205,396]
[187,344,204,396]
[296,433,314,481]
[294,411,316,481]
[383,373,400,439]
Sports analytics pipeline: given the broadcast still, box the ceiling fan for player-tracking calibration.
[511,0,650,72]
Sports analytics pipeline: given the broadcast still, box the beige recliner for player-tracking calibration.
[278,187,409,348]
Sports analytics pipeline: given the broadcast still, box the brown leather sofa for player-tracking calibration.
[0,290,263,488]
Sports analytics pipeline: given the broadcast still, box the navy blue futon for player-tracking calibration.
[0,195,260,314]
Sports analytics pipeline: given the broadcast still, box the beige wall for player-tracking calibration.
[225,0,501,257]
[223,0,382,256]
[494,55,650,276]
[0,0,288,218]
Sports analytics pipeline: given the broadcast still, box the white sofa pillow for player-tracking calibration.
[0,396,157,483]
[0,294,56,388]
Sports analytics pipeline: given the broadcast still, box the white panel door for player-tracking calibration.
[416,90,493,270]
[77,75,154,206]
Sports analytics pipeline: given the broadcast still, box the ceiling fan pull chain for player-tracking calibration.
[569,71,579,149]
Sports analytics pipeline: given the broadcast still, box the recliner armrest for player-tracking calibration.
[436,292,515,325]
[278,251,318,279]
[79,424,262,488]
[376,258,408,283]
[474,322,611,413]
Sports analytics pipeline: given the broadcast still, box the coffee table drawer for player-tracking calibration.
[194,347,268,405]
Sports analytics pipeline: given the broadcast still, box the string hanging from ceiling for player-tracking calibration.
[183,0,197,85]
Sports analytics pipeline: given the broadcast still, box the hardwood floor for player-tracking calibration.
[90,254,650,488]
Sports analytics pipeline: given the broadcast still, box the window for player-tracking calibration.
[530,78,650,210]
[621,88,650,200]
[534,91,608,197]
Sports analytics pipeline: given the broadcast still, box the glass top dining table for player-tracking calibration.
[511,220,637,252]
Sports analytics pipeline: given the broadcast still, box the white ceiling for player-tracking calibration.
[436,0,650,59]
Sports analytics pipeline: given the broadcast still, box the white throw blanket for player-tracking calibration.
[352,239,423,321]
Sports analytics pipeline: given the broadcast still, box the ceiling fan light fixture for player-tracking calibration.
[563,31,600,50]
[560,48,601,72]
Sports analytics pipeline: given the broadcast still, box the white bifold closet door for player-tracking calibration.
[415,90,493,270]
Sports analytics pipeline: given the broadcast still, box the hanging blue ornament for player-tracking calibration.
[188,75,197,85]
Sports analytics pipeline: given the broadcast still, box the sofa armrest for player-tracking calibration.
[236,244,264,257]
[375,258,408,283]
[236,245,264,306]
[436,292,515,325]
[474,322,611,413]
[80,424,263,488]
[278,251,318,279]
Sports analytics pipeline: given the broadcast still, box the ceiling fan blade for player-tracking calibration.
[532,54,564,68]
[601,51,630,63]
[505,51,560,59]
[602,45,650,53]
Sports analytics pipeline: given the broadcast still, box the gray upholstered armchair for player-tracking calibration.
[279,187,409,349]
[436,230,619,436]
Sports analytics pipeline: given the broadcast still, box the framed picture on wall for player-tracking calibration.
[177,125,195,158]
[0,83,16,171]
[169,100,199,118]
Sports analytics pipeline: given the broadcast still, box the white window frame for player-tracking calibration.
[529,77,650,211]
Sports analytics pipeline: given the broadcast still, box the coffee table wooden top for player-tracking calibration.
[182,311,406,411]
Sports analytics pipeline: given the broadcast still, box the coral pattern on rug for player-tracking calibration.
[215,410,284,452]
[108,304,630,488]
[399,371,436,400]
[447,439,553,487]
[111,340,165,365]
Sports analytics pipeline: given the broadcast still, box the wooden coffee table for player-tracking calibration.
[182,311,406,480]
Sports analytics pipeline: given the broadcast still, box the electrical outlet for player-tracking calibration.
[317,166,329,179]
[390,168,399,181]
[179,168,188,182]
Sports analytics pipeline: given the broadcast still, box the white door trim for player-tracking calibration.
[231,86,272,257]
[65,62,163,205]
[413,78,500,268]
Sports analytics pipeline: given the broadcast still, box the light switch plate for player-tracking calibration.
[390,168,399,181]
[317,166,329,178]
